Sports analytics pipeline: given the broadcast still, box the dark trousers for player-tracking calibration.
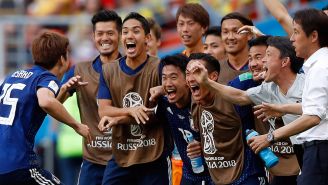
[297,140,328,185]
[102,155,170,185]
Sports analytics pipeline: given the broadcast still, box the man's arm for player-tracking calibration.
[37,87,92,143]
[254,102,302,121]
[188,61,253,106]
[263,0,293,36]
[57,75,88,103]
[98,99,153,124]
[248,114,320,154]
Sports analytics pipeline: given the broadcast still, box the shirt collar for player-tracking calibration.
[303,47,328,73]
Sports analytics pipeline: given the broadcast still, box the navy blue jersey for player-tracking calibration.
[159,96,212,183]
[0,66,60,174]
[228,72,265,184]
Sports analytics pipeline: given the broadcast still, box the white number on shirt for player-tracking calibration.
[0,83,26,126]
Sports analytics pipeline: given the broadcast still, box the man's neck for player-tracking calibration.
[100,50,119,64]
[304,45,321,61]
[185,41,204,57]
[175,93,191,109]
[126,52,148,70]
[276,71,297,95]
[227,48,249,70]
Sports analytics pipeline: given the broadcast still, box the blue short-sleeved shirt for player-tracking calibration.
[0,66,60,174]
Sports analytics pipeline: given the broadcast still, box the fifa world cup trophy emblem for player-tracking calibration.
[201,110,217,154]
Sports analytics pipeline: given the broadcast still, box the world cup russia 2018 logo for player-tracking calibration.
[123,92,144,137]
[201,110,217,155]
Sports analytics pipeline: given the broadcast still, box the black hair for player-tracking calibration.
[220,12,253,26]
[123,12,150,35]
[161,54,190,75]
[293,8,328,47]
[267,36,303,73]
[91,9,122,33]
[248,35,271,49]
[189,53,220,74]
[322,4,328,11]
[204,26,221,39]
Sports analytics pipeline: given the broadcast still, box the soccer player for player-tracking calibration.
[219,12,254,85]
[0,31,91,185]
[97,12,170,185]
[203,26,227,62]
[149,54,214,185]
[147,18,161,57]
[176,3,209,56]
[186,53,249,185]
[60,10,122,185]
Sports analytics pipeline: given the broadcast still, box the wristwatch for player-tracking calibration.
[267,131,275,144]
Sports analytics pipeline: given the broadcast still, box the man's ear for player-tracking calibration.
[145,33,151,45]
[209,71,219,82]
[310,30,319,44]
[282,57,290,68]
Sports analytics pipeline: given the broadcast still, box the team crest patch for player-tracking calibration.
[48,80,59,94]
[238,72,253,82]
[201,110,217,154]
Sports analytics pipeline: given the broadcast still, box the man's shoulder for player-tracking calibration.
[229,72,257,90]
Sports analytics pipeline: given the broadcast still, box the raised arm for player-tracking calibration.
[188,61,253,106]
[263,0,293,37]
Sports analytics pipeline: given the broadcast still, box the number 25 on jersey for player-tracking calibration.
[0,83,26,126]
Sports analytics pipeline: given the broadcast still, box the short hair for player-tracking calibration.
[161,54,190,75]
[32,31,69,70]
[148,18,161,40]
[322,4,328,11]
[293,8,328,47]
[176,3,210,29]
[220,12,253,26]
[204,26,221,39]
[266,36,303,74]
[91,9,122,33]
[189,53,220,74]
[248,35,271,49]
[123,12,150,35]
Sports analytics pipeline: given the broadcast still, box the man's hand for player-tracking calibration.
[149,86,164,102]
[98,116,121,131]
[186,61,209,85]
[237,25,264,38]
[127,105,152,124]
[247,134,270,154]
[254,102,285,122]
[62,75,88,92]
[187,140,202,159]
[75,124,92,144]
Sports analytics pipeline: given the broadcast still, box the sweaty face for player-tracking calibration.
[204,35,226,62]
[221,19,250,55]
[262,46,284,83]
[185,60,212,105]
[248,45,267,81]
[290,21,311,59]
[177,15,205,48]
[122,19,149,59]
[162,65,189,107]
[94,21,120,56]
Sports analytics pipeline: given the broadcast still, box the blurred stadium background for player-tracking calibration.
[0,0,326,184]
